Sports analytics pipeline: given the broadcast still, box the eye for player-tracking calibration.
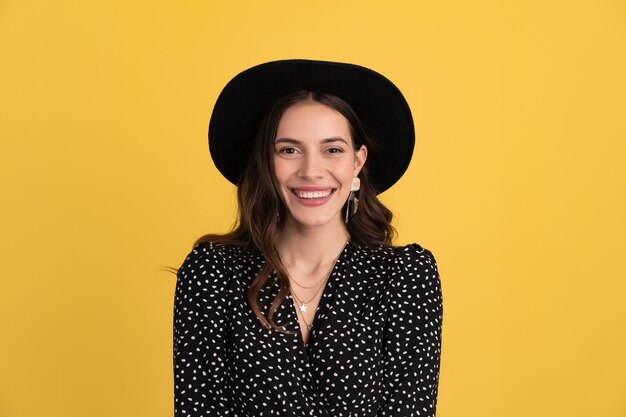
[276,146,301,157]
[325,147,345,156]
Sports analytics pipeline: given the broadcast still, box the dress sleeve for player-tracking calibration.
[377,244,443,417]
[173,242,231,416]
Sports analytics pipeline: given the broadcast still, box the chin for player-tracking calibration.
[287,211,342,229]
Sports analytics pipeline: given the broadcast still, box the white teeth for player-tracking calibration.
[295,190,332,199]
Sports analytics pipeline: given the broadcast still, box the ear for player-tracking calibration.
[353,145,368,177]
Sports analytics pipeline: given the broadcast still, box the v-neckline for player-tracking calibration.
[288,240,352,348]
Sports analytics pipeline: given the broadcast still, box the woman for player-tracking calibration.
[174,60,443,417]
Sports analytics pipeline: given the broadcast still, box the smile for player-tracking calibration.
[292,189,335,199]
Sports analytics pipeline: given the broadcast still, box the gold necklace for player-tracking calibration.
[286,243,345,316]
[290,272,330,315]
[291,281,328,330]
[289,273,328,289]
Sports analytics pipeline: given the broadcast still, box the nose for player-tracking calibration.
[298,152,324,180]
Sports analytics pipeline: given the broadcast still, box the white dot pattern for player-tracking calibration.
[173,241,443,416]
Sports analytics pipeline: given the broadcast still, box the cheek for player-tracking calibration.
[340,159,357,179]
[272,159,290,186]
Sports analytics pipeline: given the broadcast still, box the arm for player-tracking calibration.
[377,244,443,417]
[173,243,231,416]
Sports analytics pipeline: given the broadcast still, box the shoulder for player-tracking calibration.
[354,242,439,273]
[392,243,439,276]
[352,242,441,291]
[176,242,245,294]
[178,241,249,272]
[366,242,441,299]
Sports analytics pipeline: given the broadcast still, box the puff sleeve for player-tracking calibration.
[377,244,443,417]
[173,243,232,416]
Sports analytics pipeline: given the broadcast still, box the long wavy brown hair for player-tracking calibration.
[190,90,396,333]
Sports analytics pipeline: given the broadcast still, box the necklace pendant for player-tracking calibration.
[299,303,308,313]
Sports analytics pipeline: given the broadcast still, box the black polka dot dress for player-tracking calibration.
[173,240,443,416]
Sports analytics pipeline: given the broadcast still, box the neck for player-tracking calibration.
[276,218,350,269]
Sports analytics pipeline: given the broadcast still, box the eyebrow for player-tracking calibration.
[274,137,350,146]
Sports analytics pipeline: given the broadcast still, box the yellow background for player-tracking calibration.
[1,0,625,416]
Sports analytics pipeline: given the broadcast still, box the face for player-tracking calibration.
[273,101,367,230]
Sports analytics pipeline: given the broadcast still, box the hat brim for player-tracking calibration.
[208,59,415,194]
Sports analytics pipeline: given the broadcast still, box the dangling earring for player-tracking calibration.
[345,177,360,224]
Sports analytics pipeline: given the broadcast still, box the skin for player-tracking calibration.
[272,101,367,343]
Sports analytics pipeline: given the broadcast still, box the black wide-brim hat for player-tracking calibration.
[208,59,415,194]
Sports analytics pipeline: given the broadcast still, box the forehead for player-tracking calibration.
[275,102,352,142]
